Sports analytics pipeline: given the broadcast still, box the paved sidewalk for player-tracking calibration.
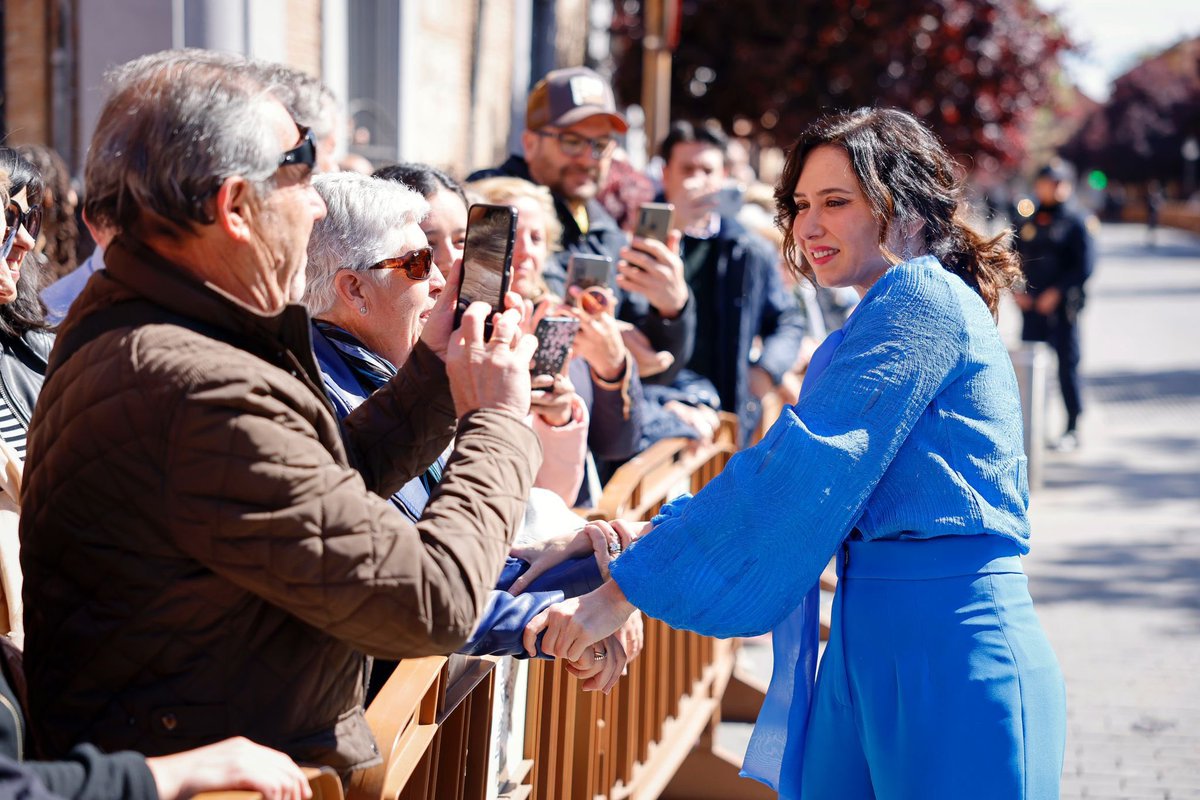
[1021,223,1200,799]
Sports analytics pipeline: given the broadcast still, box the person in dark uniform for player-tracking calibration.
[1014,162,1096,450]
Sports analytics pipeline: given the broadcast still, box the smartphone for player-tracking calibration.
[455,203,518,332]
[530,316,581,376]
[566,253,614,294]
[715,185,744,219]
[635,202,675,243]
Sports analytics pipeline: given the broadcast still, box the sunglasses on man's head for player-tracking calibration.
[4,202,43,242]
[367,247,435,280]
[279,126,317,171]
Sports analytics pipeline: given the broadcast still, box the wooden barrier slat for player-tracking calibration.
[463,674,495,800]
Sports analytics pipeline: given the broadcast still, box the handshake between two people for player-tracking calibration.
[509,519,651,694]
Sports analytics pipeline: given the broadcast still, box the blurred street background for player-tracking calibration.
[1023,221,1200,799]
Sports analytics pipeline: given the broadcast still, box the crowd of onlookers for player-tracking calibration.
[0,49,853,799]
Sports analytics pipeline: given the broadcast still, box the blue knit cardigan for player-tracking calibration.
[610,255,1031,638]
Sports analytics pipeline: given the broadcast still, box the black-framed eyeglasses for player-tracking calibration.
[366,247,435,280]
[4,202,43,242]
[533,129,616,160]
[279,126,317,171]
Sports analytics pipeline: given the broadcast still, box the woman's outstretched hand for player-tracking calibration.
[523,580,637,663]
[509,519,651,595]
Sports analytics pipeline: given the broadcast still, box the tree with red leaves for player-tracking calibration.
[611,0,1072,169]
[1062,38,1200,185]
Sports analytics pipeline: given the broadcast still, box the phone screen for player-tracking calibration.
[531,316,581,376]
[635,202,675,243]
[456,204,518,329]
[566,253,614,294]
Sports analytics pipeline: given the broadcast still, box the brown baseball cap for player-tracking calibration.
[525,67,628,133]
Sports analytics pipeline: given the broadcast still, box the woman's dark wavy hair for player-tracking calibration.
[0,147,50,337]
[372,163,467,205]
[774,108,1020,316]
[18,143,79,279]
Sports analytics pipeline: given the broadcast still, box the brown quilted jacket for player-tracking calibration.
[18,237,541,772]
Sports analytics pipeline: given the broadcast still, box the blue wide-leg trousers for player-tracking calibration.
[799,535,1066,800]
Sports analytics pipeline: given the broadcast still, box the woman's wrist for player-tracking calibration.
[590,351,629,386]
[536,407,573,428]
[598,577,636,620]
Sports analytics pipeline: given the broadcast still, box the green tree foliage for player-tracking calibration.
[612,0,1072,168]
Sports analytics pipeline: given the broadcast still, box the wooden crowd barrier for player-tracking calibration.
[347,412,784,800]
[516,415,765,800]
[195,766,344,800]
[349,655,498,800]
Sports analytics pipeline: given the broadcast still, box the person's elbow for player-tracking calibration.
[365,576,492,660]
[416,585,492,656]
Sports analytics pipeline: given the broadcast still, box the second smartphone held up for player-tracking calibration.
[455,203,518,331]
[635,202,674,243]
[565,253,614,294]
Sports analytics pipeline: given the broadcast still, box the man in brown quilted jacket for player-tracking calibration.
[18,51,541,776]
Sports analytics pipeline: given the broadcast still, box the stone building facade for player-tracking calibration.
[1,0,606,178]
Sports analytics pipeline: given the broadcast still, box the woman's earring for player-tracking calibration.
[901,240,914,262]
[359,306,368,315]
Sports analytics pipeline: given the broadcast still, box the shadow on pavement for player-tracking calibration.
[1030,363,1200,627]
[1094,284,1200,299]
[1029,538,1200,629]
[1042,452,1200,506]
[1100,241,1200,260]
[1085,368,1200,408]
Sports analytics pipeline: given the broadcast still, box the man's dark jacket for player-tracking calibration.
[468,155,695,384]
[19,236,540,775]
[679,216,805,442]
[1014,202,1095,339]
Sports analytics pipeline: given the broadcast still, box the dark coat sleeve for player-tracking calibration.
[569,357,644,462]
[340,342,459,499]
[25,747,158,800]
[462,556,606,658]
[165,349,543,659]
[617,293,696,387]
[1053,214,1095,294]
[1,667,157,800]
[0,756,65,800]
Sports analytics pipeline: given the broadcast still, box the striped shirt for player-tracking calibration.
[0,395,26,461]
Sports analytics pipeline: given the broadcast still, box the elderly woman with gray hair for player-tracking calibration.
[302,172,631,690]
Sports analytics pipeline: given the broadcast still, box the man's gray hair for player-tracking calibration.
[247,61,338,141]
[303,173,430,316]
[83,49,284,233]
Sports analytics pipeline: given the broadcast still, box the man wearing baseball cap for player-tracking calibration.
[470,66,695,386]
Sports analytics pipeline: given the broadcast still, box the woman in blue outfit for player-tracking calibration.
[516,108,1067,799]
